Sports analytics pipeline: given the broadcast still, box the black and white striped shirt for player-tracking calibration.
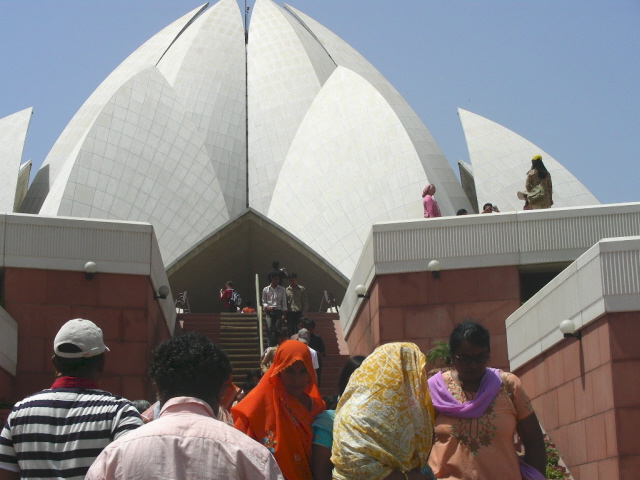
[0,387,142,479]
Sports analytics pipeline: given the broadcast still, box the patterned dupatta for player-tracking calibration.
[332,343,435,480]
[427,367,502,418]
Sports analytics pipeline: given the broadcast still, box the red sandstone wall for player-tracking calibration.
[347,266,520,370]
[608,312,640,478]
[2,268,172,405]
[515,312,640,479]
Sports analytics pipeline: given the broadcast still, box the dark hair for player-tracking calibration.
[530,158,549,179]
[483,203,493,211]
[272,260,280,269]
[149,331,232,405]
[53,343,105,378]
[338,355,366,395]
[449,321,490,355]
[323,395,339,410]
[132,399,151,413]
[289,272,297,279]
[302,318,315,330]
[241,380,257,395]
[225,281,233,288]
[456,209,467,215]
[276,330,289,341]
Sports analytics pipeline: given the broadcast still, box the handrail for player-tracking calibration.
[319,290,339,313]
[174,291,190,313]
[255,273,263,355]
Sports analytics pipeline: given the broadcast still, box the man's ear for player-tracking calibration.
[51,355,60,373]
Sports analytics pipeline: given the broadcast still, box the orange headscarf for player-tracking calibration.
[231,340,325,480]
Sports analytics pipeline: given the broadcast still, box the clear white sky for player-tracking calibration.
[1,1,638,205]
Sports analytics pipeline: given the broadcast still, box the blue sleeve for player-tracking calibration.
[312,410,334,449]
[312,424,333,449]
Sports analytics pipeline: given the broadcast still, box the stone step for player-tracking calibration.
[223,347,259,354]
[221,336,259,343]
[222,333,259,339]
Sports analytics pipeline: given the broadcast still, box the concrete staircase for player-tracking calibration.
[180,313,262,385]
[219,313,262,383]
[180,311,349,396]
[302,313,350,397]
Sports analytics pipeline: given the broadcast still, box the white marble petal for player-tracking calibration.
[285,4,472,216]
[269,67,429,277]
[20,4,208,214]
[48,67,229,265]
[157,0,248,217]
[459,108,599,212]
[247,0,336,214]
[14,161,32,212]
[0,108,32,213]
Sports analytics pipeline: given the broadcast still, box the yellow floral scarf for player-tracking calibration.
[331,342,435,480]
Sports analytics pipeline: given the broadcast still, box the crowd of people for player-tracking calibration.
[0,316,546,480]
[219,260,310,345]
[424,154,553,217]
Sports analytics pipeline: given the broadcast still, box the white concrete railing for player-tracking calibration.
[0,308,18,376]
[342,202,640,338]
[1,213,153,274]
[507,236,640,370]
[0,213,177,345]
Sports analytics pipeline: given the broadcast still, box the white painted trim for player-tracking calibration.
[507,236,640,370]
[0,308,18,376]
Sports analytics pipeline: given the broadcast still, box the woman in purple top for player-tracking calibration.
[422,184,441,218]
[427,321,546,479]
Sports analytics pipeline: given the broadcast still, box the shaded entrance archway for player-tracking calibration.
[167,209,348,313]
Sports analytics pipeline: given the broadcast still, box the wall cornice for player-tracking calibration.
[342,203,640,339]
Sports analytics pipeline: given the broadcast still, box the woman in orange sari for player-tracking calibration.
[231,340,325,480]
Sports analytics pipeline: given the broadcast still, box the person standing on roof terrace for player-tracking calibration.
[422,184,442,218]
[518,154,553,210]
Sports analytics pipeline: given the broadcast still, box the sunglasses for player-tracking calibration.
[453,353,490,365]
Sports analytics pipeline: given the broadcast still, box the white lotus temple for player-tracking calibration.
[1,2,639,477]
[1,0,607,311]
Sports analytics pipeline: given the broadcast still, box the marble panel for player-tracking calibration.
[459,108,599,213]
[268,67,429,278]
[21,5,208,214]
[247,0,332,214]
[0,108,32,213]
[47,68,229,265]
[288,4,471,216]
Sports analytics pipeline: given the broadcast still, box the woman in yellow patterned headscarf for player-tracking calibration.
[331,343,435,480]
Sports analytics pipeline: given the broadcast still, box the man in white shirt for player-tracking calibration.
[262,274,287,347]
[297,328,320,383]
